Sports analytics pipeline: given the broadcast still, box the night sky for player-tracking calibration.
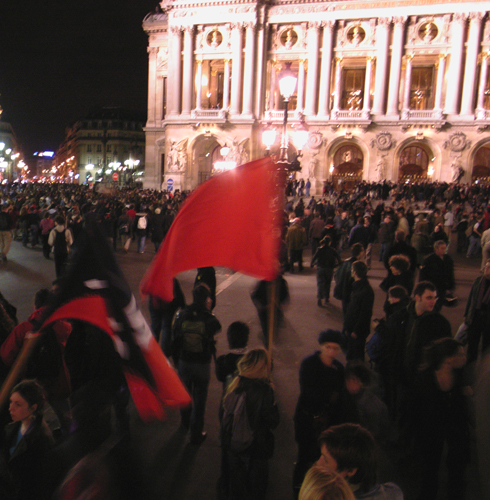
[0,0,159,158]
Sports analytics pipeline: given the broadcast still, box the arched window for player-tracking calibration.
[331,144,363,189]
[398,144,430,181]
[472,143,490,184]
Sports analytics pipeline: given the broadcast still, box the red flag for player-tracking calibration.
[140,157,284,301]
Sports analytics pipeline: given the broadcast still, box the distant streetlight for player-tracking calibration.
[278,62,297,163]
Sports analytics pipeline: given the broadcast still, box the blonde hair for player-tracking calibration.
[299,465,355,500]
[225,348,270,396]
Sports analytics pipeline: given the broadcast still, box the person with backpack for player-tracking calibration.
[172,284,222,445]
[134,210,149,254]
[220,348,279,500]
[48,216,73,278]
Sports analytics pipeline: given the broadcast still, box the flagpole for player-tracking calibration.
[267,278,277,363]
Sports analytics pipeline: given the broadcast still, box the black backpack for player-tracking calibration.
[221,390,255,453]
[54,229,68,256]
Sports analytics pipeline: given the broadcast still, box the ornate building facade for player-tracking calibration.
[143,0,490,193]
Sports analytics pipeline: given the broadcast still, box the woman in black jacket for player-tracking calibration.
[220,349,279,500]
[1,380,53,500]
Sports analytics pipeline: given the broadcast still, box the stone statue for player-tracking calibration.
[167,139,188,172]
[451,161,464,183]
[167,140,179,172]
[375,156,386,181]
[308,158,317,179]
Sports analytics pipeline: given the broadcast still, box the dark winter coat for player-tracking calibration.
[221,376,279,459]
[343,278,375,339]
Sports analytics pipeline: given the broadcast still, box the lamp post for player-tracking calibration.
[262,63,308,171]
[213,144,237,174]
[261,62,312,358]
[124,158,140,185]
[277,62,298,163]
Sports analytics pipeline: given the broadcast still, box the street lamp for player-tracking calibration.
[278,62,297,163]
[213,144,236,174]
[261,124,277,156]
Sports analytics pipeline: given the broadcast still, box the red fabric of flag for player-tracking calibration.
[140,157,284,301]
[41,295,191,421]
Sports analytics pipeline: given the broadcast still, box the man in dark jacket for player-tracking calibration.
[172,284,221,445]
[419,240,455,311]
[343,260,374,361]
[334,243,365,316]
[464,259,490,363]
[348,216,369,249]
[384,229,418,276]
[311,236,341,306]
[390,281,452,386]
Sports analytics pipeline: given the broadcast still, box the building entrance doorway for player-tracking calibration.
[194,137,221,184]
[331,144,363,190]
[398,144,431,182]
[472,143,490,185]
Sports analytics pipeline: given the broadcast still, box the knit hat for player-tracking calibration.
[318,329,345,348]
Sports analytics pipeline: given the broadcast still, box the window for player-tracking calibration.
[267,60,299,111]
[107,145,112,152]
[410,67,434,110]
[87,145,92,153]
[399,145,429,170]
[196,59,229,109]
[87,157,92,164]
[341,68,365,110]
[96,144,102,153]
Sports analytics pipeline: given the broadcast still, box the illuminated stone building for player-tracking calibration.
[56,108,145,184]
[143,0,490,193]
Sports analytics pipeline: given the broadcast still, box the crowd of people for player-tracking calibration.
[0,179,489,499]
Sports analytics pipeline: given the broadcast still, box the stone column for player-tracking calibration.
[296,59,306,113]
[477,53,489,117]
[147,47,158,124]
[332,57,343,112]
[461,12,485,116]
[242,23,256,117]
[195,60,203,110]
[269,61,277,111]
[434,54,447,111]
[230,23,244,116]
[318,21,335,118]
[304,22,321,116]
[223,59,231,111]
[182,26,195,116]
[402,54,413,118]
[386,17,407,117]
[254,18,266,118]
[372,18,391,115]
[444,13,467,115]
[155,76,165,121]
[363,56,374,114]
[168,26,183,116]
